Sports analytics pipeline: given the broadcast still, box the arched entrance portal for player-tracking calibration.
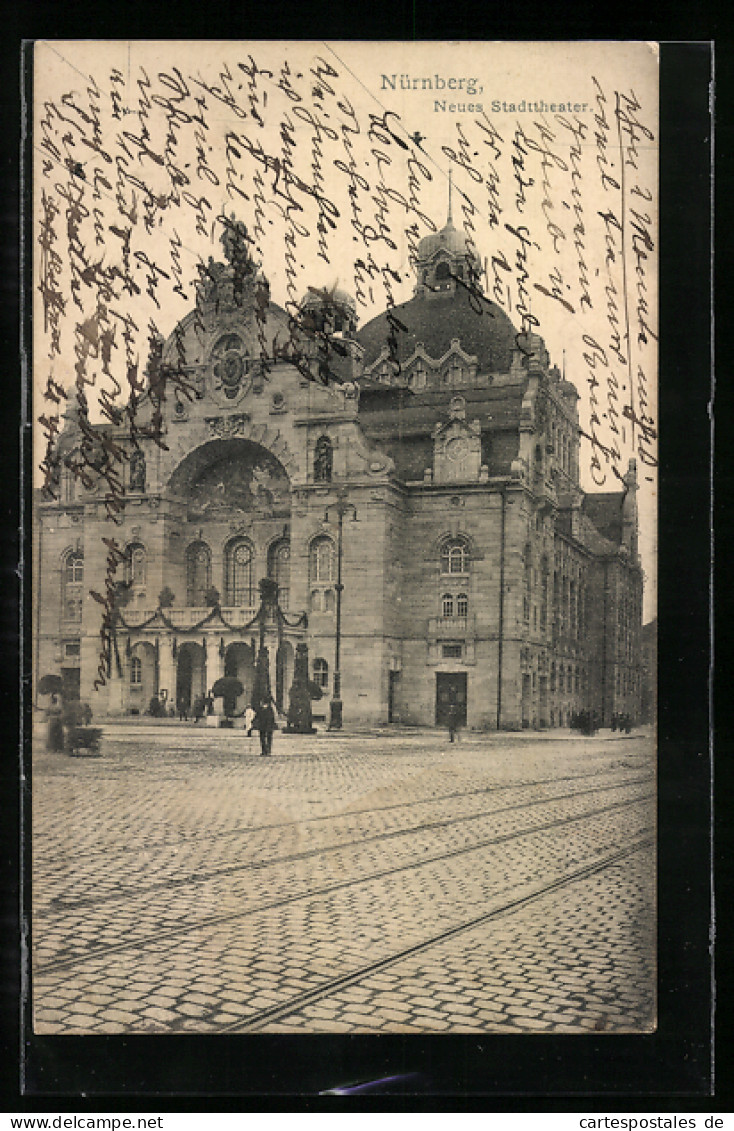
[176,642,206,713]
[224,642,255,715]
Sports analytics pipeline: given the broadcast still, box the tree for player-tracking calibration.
[285,642,322,734]
[38,674,64,697]
[251,646,272,712]
[211,676,243,719]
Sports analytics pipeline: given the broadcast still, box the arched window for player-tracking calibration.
[124,542,147,589]
[456,592,469,618]
[435,260,451,281]
[186,542,212,607]
[441,538,468,575]
[268,539,291,610]
[314,435,333,483]
[129,450,146,492]
[310,536,335,583]
[130,655,142,685]
[65,550,84,585]
[442,592,454,618]
[313,657,329,689]
[409,362,428,390]
[63,550,84,622]
[224,538,254,607]
[309,536,335,613]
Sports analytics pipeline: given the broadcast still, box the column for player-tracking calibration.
[205,635,222,696]
[106,658,126,716]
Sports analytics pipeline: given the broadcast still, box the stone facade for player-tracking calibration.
[34,217,644,729]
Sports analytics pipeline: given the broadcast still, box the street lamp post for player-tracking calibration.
[324,486,357,730]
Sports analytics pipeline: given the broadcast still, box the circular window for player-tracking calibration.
[446,436,469,462]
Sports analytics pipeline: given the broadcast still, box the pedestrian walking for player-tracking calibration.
[244,705,256,735]
[253,701,276,755]
[447,700,461,743]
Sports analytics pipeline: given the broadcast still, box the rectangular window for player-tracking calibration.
[442,643,463,659]
[64,642,80,658]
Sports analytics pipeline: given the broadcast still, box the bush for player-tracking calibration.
[211,676,243,718]
[147,696,166,717]
[570,709,598,736]
[62,700,92,726]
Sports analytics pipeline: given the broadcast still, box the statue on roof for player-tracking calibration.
[220,214,253,268]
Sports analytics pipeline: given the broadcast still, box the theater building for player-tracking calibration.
[34,216,644,729]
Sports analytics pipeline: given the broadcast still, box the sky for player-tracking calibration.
[32,40,658,618]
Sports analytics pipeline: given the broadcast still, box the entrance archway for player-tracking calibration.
[224,642,255,714]
[176,642,206,712]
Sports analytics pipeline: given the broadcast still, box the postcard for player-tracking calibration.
[30,40,658,1040]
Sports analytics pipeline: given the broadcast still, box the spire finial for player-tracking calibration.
[447,168,453,225]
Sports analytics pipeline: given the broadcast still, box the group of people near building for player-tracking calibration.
[179,692,279,755]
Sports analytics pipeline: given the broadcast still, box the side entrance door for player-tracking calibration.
[61,667,80,703]
[435,672,467,727]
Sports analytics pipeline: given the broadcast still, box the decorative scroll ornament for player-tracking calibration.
[204,414,251,439]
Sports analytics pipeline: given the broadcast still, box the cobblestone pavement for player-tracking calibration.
[31,723,656,1034]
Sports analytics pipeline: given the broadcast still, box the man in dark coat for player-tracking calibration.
[447,701,461,743]
[253,701,276,755]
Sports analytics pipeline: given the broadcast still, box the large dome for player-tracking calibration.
[357,285,520,373]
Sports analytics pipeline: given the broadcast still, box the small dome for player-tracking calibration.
[299,285,358,343]
[300,286,356,314]
[558,378,579,400]
[416,219,466,261]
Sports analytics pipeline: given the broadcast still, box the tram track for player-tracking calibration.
[209,832,655,1032]
[36,764,652,862]
[44,774,653,911]
[36,791,654,974]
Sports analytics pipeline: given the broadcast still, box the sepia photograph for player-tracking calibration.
[29,40,659,1040]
